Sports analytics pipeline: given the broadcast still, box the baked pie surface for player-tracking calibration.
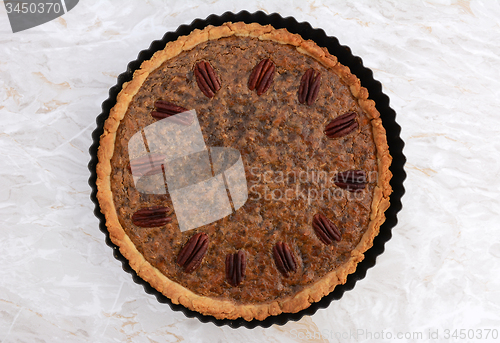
[96,22,392,321]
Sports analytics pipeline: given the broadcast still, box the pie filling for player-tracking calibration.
[109,35,379,304]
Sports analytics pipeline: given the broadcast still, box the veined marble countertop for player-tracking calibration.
[1,1,499,342]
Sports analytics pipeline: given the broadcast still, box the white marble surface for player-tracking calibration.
[1,1,500,342]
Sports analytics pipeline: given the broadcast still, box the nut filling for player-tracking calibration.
[99,23,392,320]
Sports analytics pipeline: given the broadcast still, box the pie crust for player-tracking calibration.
[96,22,392,321]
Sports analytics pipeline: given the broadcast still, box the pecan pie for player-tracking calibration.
[96,22,392,321]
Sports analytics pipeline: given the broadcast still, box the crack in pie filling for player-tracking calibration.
[96,22,392,321]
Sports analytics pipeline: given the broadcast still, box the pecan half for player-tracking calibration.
[273,242,297,277]
[131,206,171,227]
[334,170,367,192]
[226,250,246,286]
[128,153,166,177]
[312,213,341,245]
[248,58,275,96]
[194,61,221,98]
[298,68,321,105]
[177,232,209,273]
[151,101,193,125]
[324,112,359,138]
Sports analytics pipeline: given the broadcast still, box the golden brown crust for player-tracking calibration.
[96,22,392,321]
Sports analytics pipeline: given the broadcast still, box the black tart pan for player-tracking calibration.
[88,10,406,328]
